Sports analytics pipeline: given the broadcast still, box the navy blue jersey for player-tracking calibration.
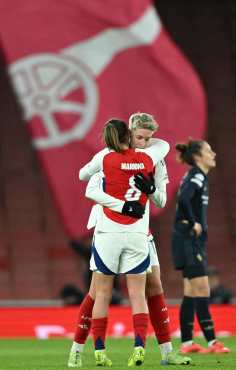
[174,166,209,231]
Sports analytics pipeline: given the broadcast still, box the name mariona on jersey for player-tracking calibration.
[121,163,145,170]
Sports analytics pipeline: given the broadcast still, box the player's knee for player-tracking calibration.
[129,289,146,304]
[88,283,96,299]
[96,287,112,302]
[96,294,112,306]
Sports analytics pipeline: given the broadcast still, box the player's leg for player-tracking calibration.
[68,273,96,367]
[180,277,209,354]
[121,233,149,367]
[171,225,208,355]
[180,277,195,350]
[90,232,122,366]
[146,238,191,365]
[146,238,172,354]
[179,233,212,354]
[180,236,230,354]
[190,275,230,353]
[191,237,230,354]
[172,223,195,351]
[126,272,148,367]
[92,271,114,366]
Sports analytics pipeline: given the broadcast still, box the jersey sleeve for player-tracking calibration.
[149,160,168,208]
[79,148,109,181]
[178,173,204,227]
[154,159,169,185]
[137,138,170,165]
[85,172,125,213]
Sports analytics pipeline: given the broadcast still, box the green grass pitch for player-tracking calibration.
[0,337,235,370]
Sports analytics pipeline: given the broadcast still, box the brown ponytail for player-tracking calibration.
[103,119,130,152]
[176,140,204,165]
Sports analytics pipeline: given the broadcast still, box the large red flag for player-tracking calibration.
[0,0,206,238]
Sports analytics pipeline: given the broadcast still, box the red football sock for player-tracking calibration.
[147,293,171,344]
[92,317,108,350]
[74,294,94,344]
[133,313,149,347]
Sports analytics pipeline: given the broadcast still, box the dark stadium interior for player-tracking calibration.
[0,0,236,301]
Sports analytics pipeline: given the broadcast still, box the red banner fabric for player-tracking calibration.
[0,0,206,238]
[0,305,235,338]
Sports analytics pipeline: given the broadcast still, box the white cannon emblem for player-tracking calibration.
[9,7,161,149]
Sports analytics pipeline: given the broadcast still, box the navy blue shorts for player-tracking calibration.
[171,223,208,279]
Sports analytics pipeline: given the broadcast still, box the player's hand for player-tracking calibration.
[122,201,145,219]
[192,222,202,237]
[134,172,156,195]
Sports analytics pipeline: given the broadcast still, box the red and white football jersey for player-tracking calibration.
[102,148,153,224]
[80,138,170,233]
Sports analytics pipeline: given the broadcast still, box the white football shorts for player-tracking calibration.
[90,232,150,274]
[148,235,160,268]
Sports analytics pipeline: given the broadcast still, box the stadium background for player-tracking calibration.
[0,0,235,311]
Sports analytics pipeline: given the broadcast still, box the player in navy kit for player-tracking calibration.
[172,140,230,354]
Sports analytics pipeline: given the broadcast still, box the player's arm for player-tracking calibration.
[133,159,169,207]
[85,172,125,212]
[137,138,170,165]
[178,181,198,228]
[150,179,167,208]
[149,159,169,208]
[79,148,109,181]
[85,173,145,218]
[179,174,205,235]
